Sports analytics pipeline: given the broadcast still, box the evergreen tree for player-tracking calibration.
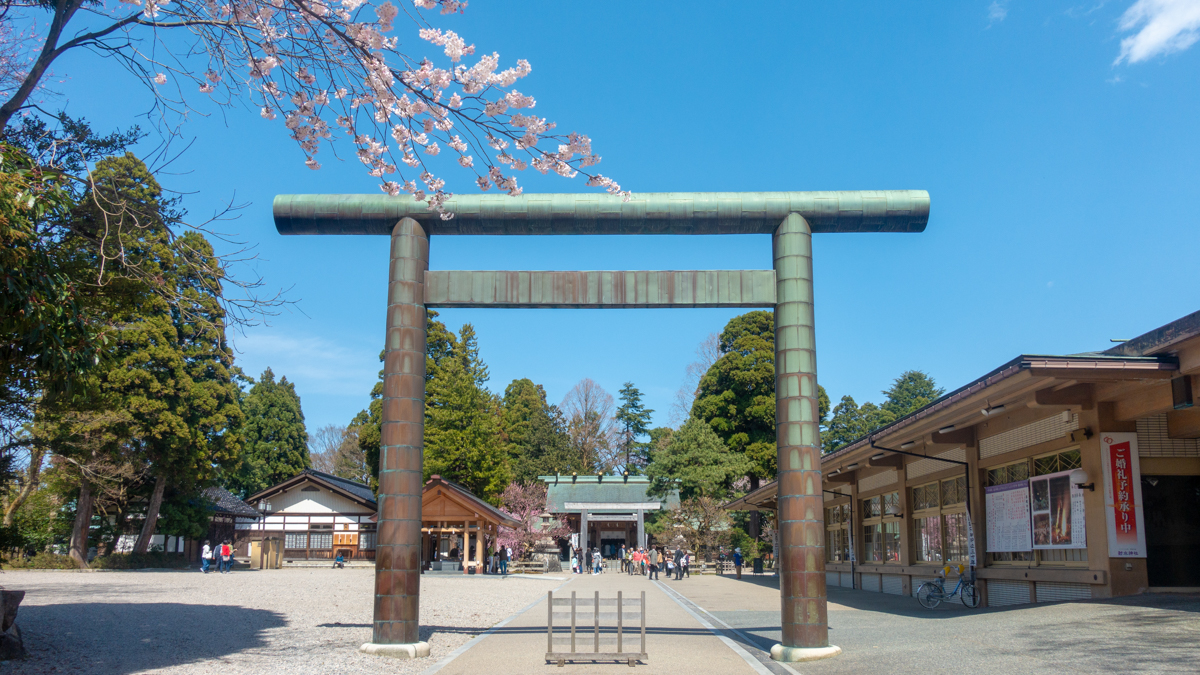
[646,417,751,501]
[48,154,243,559]
[821,371,944,454]
[231,368,308,497]
[501,378,578,483]
[423,324,509,503]
[354,309,458,491]
[691,311,829,482]
[615,382,654,474]
[880,370,945,420]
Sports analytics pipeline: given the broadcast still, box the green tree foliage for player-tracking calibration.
[615,382,654,474]
[501,378,578,483]
[423,324,509,504]
[880,371,945,420]
[691,311,829,482]
[646,417,751,501]
[822,371,945,454]
[354,310,459,490]
[230,368,307,497]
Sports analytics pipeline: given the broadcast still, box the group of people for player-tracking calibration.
[569,544,693,580]
[570,546,605,575]
[486,545,512,575]
[199,540,235,574]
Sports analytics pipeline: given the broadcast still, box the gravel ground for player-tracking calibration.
[0,568,566,675]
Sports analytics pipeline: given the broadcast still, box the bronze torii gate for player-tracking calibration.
[273,190,930,662]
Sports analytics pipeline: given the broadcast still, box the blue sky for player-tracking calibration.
[45,1,1200,434]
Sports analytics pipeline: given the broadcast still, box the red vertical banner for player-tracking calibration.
[1100,433,1147,558]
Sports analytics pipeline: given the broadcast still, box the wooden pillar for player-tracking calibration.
[771,213,839,662]
[362,217,430,659]
[476,522,484,571]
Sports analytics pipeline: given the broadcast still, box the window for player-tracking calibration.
[309,524,333,550]
[984,449,1087,567]
[1034,448,1081,476]
[285,533,308,549]
[359,532,377,551]
[862,492,900,563]
[912,478,967,564]
[825,503,850,562]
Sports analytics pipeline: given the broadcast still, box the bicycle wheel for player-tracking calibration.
[961,582,981,608]
[916,582,943,609]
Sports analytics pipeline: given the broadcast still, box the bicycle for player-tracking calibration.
[916,564,981,609]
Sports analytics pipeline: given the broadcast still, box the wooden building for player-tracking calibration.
[541,475,680,558]
[421,475,520,573]
[237,469,379,562]
[727,310,1200,606]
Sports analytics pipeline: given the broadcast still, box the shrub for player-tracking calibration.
[91,552,190,570]
[6,552,77,569]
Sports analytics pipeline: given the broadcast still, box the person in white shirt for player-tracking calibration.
[200,541,212,574]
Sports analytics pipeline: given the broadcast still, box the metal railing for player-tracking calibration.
[546,590,646,667]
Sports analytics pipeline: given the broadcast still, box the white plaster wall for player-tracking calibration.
[268,482,370,514]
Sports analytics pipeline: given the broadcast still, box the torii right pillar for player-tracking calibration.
[772,213,841,662]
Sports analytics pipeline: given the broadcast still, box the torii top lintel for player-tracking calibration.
[272,190,929,236]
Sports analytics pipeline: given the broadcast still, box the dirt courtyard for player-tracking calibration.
[1,568,565,675]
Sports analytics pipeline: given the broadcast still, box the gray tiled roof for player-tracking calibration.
[540,475,679,513]
[304,469,377,506]
[202,486,260,517]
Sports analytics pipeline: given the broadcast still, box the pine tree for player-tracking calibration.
[615,382,654,474]
[231,368,308,497]
[646,417,751,500]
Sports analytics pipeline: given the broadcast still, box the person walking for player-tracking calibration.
[592,549,601,575]
[673,547,684,580]
[683,550,691,578]
[219,540,233,574]
[647,547,659,580]
[733,547,744,580]
[499,545,508,575]
[618,544,626,573]
[200,540,212,573]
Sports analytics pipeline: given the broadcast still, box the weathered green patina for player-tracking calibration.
[275,190,929,662]
[424,270,776,308]
[273,190,929,235]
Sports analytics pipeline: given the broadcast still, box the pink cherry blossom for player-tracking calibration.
[154,72,167,85]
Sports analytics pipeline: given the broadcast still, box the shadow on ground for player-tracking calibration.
[7,602,287,674]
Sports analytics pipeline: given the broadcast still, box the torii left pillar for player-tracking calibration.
[360,217,430,659]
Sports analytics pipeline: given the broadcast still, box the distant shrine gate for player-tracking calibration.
[273,190,930,662]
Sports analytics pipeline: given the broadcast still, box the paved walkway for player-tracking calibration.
[421,570,779,675]
[667,574,1200,675]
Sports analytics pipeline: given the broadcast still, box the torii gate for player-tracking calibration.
[273,190,930,662]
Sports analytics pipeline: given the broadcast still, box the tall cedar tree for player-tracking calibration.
[354,309,458,491]
[691,311,829,484]
[501,378,579,483]
[615,382,654,475]
[231,368,308,497]
[63,154,242,559]
[422,324,509,504]
[646,417,751,501]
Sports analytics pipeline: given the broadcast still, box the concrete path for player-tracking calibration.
[667,574,1200,675]
[421,569,773,675]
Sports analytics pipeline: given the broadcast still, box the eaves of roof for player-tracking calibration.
[822,353,1176,463]
[246,470,377,510]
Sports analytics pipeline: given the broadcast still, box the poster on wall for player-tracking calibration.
[1100,432,1147,558]
[1029,469,1087,549]
[985,481,1033,552]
